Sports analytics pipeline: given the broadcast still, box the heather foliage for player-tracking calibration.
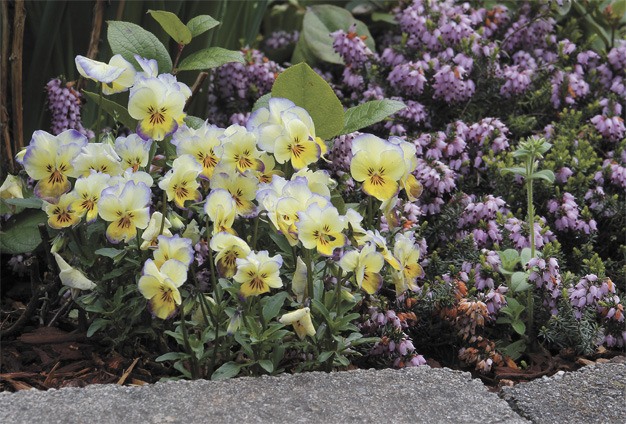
[1,0,625,381]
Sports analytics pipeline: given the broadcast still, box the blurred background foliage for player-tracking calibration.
[1,0,624,177]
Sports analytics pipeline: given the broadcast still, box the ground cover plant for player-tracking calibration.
[1,0,625,390]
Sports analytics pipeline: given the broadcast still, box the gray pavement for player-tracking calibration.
[0,362,624,423]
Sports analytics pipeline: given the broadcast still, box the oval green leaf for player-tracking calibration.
[0,210,46,254]
[340,99,406,135]
[107,21,173,73]
[148,10,192,45]
[83,91,137,130]
[177,47,244,71]
[271,62,344,139]
[186,15,220,38]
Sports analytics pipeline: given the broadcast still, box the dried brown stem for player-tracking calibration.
[76,0,105,92]
[184,71,209,112]
[10,0,25,153]
[1,0,13,173]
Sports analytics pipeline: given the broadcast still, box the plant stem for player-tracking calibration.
[251,213,259,250]
[93,84,103,143]
[159,190,167,236]
[525,158,536,345]
[179,303,200,379]
[304,248,314,301]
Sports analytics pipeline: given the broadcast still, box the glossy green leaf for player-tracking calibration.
[186,15,220,38]
[0,210,46,254]
[298,5,375,65]
[107,21,173,73]
[83,91,137,130]
[211,361,243,380]
[271,63,344,139]
[148,10,192,45]
[177,47,244,71]
[340,99,406,135]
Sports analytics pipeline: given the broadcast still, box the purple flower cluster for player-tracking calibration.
[527,257,562,315]
[360,308,427,368]
[547,192,597,234]
[457,195,508,249]
[45,78,93,138]
[331,24,374,69]
[263,30,299,51]
[499,65,533,98]
[504,216,555,250]
[432,65,475,103]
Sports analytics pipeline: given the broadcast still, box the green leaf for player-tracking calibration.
[156,352,189,362]
[177,47,244,72]
[87,318,110,337]
[269,232,293,256]
[83,91,137,130]
[0,210,46,254]
[318,351,334,363]
[497,249,520,272]
[530,169,555,183]
[184,115,206,130]
[501,167,527,177]
[299,5,375,65]
[512,320,526,336]
[211,361,243,380]
[340,99,406,135]
[262,291,290,322]
[371,12,398,24]
[2,197,43,209]
[107,21,173,73]
[271,63,344,139]
[186,15,220,38]
[95,247,125,258]
[501,339,527,360]
[520,248,532,267]
[148,10,192,45]
[257,359,274,374]
[510,271,532,292]
[252,93,271,112]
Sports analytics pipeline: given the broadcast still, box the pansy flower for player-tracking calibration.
[350,134,406,202]
[71,143,123,177]
[279,307,316,339]
[220,125,264,173]
[153,235,194,269]
[274,115,321,171]
[44,193,81,229]
[114,134,152,172]
[140,212,173,250]
[158,154,203,209]
[75,54,136,95]
[172,123,224,180]
[296,203,346,256]
[339,243,384,294]
[128,77,190,141]
[138,259,188,319]
[97,181,151,244]
[234,250,283,298]
[392,233,424,294]
[210,170,258,218]
[71,172,110,223]
[53,252,96,294]
[246,98,297,152]
[209,232,251,278]
[204,189,237,235]
[22,130,86,200]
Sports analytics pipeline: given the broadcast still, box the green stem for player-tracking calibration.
[304,248,314,301]
[205,216,218,291]
[525,160,536,345]
[251,214,259,250]
[159,191,168,236]
[94,84,103,143]
[179,303,200,379]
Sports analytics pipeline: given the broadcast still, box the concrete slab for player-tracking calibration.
[0,367,527,424]
[501,362,626,424]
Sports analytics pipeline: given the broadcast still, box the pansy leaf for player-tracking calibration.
[340,99,406,135]
[257,359,274,374]
[211,361,243,380]
[0,210,46,254]
[262,291,290,322]
[184,115,206,130]
[186,15,220,38]
[148,10,192,45]
[83,91,137,129]
[87,318,110,337]
[107,21,173,73]
[177,47,244,72]
[271,62,344,139]
[2,197,43,209]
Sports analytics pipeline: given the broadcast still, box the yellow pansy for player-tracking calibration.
[279,307,316,339]
[392,233,424,294]
[75,54,136,95]
[71,143,123,177]
[246,97,297,152]
[209,232,251,278]
[339,243,384,294]
[141,212,173,250]
[44,193,81,229]
[71,172,111,223]
[204,189,237,235]
[172,122,224,180]
[97,181,151,244]
[350,134,406,201]
[153,235,194,269]
[158,154,203,209]
[274,117,320,171]
[234,251,283,298]
[53,252,96,292]
[114,134,152,172]
[210,170,258,218]
[296,204,346,256]
[138,259,188,319]
[220,125,264,173]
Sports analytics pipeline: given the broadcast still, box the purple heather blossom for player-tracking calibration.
[388,62,427,97]
[547,192,597,234]
[263,30,299,50]
[432,65,475,103]
[591,115,626,142]
[527,256,562,314]
[46,78,93,138]
[500,65,533,98]
[331,24,374,68]
[504,217,555,250]
[555,167,573,183]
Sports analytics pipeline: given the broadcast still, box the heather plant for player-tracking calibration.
[2,0,625,384]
